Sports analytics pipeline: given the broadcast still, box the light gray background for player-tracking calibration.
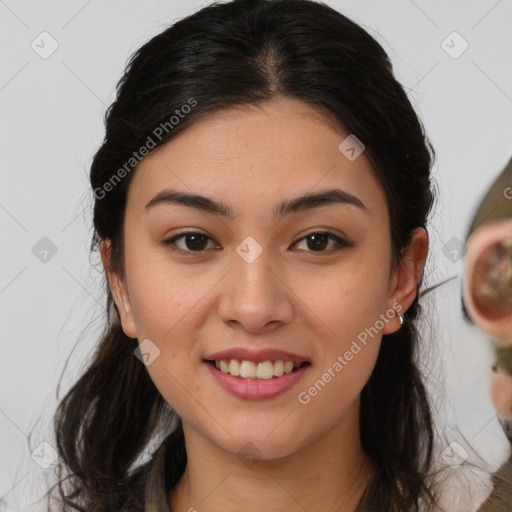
[1,1,511,510]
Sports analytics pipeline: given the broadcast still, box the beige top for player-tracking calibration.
[136,435,512,512]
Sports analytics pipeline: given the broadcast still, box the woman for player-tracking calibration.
[47,0,445,510]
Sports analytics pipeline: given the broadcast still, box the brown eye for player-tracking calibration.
[293,232,352,253]
[162,231,218,254]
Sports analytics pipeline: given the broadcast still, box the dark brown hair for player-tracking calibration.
[45,1,443,510]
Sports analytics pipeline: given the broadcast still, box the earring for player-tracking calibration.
[395,298,404,326]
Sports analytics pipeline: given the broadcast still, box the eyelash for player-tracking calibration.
[161,230,352,256]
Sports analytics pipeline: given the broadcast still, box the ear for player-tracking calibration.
[463,217,512,344]
[100,239,138,339]
[382,227,429,335]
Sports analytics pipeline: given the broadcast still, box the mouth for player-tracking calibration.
[203,359,312,380]
[203,357,312,400]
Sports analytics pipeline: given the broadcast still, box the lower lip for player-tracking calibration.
[204,361,310,400]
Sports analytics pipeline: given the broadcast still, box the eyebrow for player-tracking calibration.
[144,188,369,219]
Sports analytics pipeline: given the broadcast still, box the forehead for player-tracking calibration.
[127,97,387,220]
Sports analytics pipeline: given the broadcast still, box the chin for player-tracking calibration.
[210,426,308,463]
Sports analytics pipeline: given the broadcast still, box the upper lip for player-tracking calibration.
[204,347,310,364]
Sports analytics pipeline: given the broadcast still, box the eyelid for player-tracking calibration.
[162,230,219,255]
[161,229,353,256]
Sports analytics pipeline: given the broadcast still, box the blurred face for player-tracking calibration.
[464,218,512,440]
[106,97,410,460]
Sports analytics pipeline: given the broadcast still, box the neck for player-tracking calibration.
[169,400,375,512]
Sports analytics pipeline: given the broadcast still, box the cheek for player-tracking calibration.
[125,263,207,412]
[130,277,199,338]
[294,252,391,350]
[124,240,212,338]
[292,258,389,410]
[294,323,381,444]
[121,251,212,408]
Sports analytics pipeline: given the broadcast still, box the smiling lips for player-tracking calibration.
[204,347,310,380]
[203,347,311,399]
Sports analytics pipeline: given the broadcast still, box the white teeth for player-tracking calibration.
[256,361,274,380]
[228,359,240,376]
[239,360,256,378]
[212,359,306,379]
[274,360,284,377]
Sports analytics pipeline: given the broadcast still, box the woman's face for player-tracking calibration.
[107,97,413,460]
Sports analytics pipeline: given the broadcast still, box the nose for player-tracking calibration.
[216,242,294,333]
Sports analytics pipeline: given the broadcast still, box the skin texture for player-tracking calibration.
[101,97,428,512]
